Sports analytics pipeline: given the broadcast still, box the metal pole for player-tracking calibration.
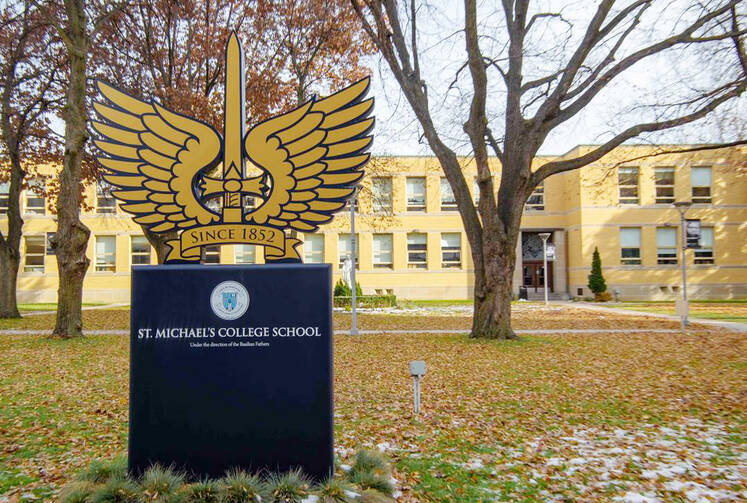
[679,210,689,330]
[413,376,420,414]
[539,232,551,306]
[350,191,358,336]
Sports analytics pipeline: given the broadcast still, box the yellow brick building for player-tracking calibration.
[2,145,745,302]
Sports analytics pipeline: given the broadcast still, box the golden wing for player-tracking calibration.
[244,77,373,231]
[91,81,222,233]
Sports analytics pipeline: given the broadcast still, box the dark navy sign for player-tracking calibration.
[129,264,333,480]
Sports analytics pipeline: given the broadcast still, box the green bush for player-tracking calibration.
[347,450,393,497]
[59,481,97,503]
[334,279,362,297]
[75,456,128,484]
[140,465,185,502]
[316,477,352,503]
[333,295,396,308]
[89,478,141,503]
[181,480,220,503]
[587,246,607,295]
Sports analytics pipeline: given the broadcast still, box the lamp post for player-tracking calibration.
[673,201,691,331]
[538,232,551,306]
[349,189,359,336]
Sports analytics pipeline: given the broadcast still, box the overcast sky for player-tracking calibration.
[363,0,745,157]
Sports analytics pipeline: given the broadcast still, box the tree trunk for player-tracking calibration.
[144,227,175,264]
[0,244,21,319]
[471,226,519,340]
[0,156,24,319]
[52,0,91,338]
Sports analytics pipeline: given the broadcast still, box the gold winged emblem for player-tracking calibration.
[92,32,373,263]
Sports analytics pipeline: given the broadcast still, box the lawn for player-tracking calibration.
[1,306,745,502]
[604,301,747,324]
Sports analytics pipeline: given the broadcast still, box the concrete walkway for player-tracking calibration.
[565,302,747,332]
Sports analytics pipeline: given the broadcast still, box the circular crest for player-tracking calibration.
[210,281,249,320]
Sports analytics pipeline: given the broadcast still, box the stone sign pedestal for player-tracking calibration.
[129,264,333,480]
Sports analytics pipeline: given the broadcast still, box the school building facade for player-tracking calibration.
[2,145,745,302]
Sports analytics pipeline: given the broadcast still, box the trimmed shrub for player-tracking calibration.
[218,469,264,503]
[333,295,396,308]
[264,468,311,503]
[587,246,607,296]
[334,279,362,297]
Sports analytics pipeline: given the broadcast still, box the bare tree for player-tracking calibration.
[36,0,127,337]
[353,0,746,338]
[0,1,62,319]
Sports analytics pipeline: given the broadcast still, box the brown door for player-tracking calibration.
[523,261,553,292]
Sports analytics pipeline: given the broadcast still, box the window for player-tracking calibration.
[205,197,221,212]
[338,234,359,269]
[618,167,639,204]
[371,177,392,212]
[0,182,8,213]
[440,178,457,211]
[691,166,712,204]
[473,178,480,205]
[234,244,255,264]
[526,181,545,210]
[656,227,677,264]
[372,234,393,269]
[304,234,324,263]
[243,195,256,212]
[23,236,45,273]
[131,236,151,265]
[407,233,427,269]
[96,181,116,213]
[441,233,461,268]
[95,236,116,272]
[204,245,220,264]
[694,227,714,264]
[406,177,426,211]
[654,167,675,204]
[620,228,641,265]
[25,179,45,214]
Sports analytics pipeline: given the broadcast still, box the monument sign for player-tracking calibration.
[92,32,373,480]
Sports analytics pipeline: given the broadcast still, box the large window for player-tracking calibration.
[406,177,426,211]
[338,234,359,269]
[131,236,151,265]
[25,179,45,214]
[96,181,116,213]
[620,227,641,265]
[23,236,45,273]
[654,167,675,204]
[372,234,393,269]
[656,227,677,264]
[95,236,116,272]
[0,182,8,213]
[204,245,220,264]
[618,167,639,205]
[473,178,480,205]
[371,177,392,212]
[694,227,714,264]
[691,166,712,204]
[526,181,545,210]
[407,233,427,269]
[441,233,461,268]
[440,178,457,211]
[234,245,255,264]
[304,234,324,263]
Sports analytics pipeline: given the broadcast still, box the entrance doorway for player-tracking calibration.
[522,261,553,292]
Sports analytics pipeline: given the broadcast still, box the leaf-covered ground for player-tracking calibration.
[0,306,744,502]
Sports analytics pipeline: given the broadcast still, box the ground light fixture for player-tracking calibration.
[673,201,692,331]
[409,360,426,414]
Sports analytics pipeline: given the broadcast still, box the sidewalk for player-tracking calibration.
[565,302,747,332]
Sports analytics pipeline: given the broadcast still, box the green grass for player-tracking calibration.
[18,303,106,312]
[608,302,747,324]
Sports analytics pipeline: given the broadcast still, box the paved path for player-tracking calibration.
[1,328,680,336]
[21,303,130,317]
[565,302,747,332]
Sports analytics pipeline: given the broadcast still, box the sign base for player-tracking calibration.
[129,264,333,480]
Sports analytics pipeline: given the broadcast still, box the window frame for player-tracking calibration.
[440,177,457,211]
[691,166,712,204]
[234,244,256,264]
[654,167,675,204]
[619,227,642,265]
[407,233,427,269]
[525,181,545,210]
[656,227,677,265]
[24,179,46,215]
[0,181,9,214]
[95,235,117,272]
[96,180,117,214]
[203,245,221,265]
[441,232,462,268]
[372,233,393,269]
[694,226,714,265]
[406,177,426,212]
[303,234,325,264]
[371,177,392,213]
[130,235,151,265]
[23,235,45,273]
[618,167,639,205]
[338,233,359,269]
